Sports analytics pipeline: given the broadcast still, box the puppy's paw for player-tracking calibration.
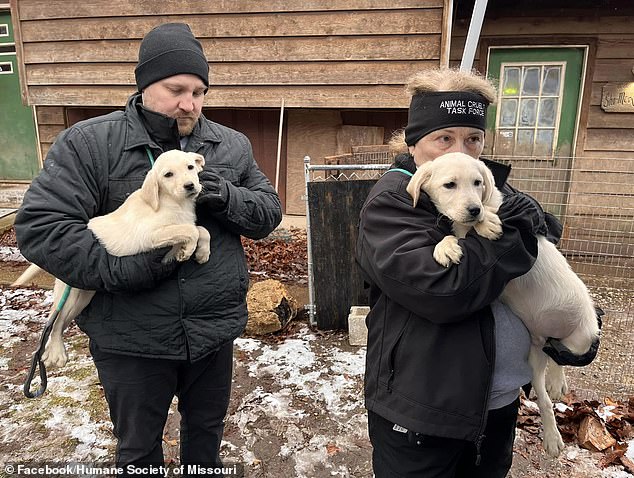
[474,209,503,240]
[433,236,462,267]
[175,245,194,262]
[546,365,568,401]
[42,339,68,369]
[543,428,565,457]
[195,245,210,264]
[173,235,199,262]
[194,227,211,264]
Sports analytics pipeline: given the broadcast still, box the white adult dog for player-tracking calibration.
[13,149,211,371]
[406,152,600,457]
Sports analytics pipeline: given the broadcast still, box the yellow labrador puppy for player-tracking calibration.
[406,152,600,457]
[13,149,211,370]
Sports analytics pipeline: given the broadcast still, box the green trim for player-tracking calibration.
[145,147,155,167]
[387,168,414,177]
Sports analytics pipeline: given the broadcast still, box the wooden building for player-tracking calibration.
[5,0,634,218]
[6,0,450,213]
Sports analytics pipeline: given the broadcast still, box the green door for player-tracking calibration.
[485,47,586,219]
[486,47,585,158]
[0,12,40,180]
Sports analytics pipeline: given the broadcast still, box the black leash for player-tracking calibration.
[23,285,71,398]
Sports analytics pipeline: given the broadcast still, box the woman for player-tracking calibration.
[356,68,557,477]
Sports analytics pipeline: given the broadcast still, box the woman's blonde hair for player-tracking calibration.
[389,68,498,153]
[406,68,497,104]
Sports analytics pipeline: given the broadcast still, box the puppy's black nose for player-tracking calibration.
[184,182,195,191]
[468,206,481,217]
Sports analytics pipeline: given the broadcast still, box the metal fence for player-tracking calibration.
[304,151,634,401]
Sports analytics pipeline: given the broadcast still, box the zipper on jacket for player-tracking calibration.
[475,434,486,466]
[386,317,410,393]
[387,369,395,393]
[475,311,496,466]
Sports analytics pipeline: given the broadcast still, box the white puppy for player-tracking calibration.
[13,150,211,372]
[406,152,600,457]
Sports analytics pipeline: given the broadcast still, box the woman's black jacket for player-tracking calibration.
[356,153,556,444]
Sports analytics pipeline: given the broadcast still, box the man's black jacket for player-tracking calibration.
[15,93,282,361]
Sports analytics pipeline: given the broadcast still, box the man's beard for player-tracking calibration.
[177,116,198,136]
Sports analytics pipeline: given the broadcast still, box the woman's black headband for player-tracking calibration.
[404,91,490,147]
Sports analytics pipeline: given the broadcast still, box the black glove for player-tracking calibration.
[197,171,229,211]
[542,308,604,366]
[497,192,548,236]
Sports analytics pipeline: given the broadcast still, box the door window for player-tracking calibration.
[497,63,565,157]
[486,47,585,159]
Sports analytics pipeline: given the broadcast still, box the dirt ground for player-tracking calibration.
[1,226,633,477]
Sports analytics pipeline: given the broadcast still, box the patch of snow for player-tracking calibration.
[292,434,331,478]
[235,337,261,353]
[554,402,573,413]
[0,246,26,262]
[596,404,617,421]
[45,407,113,460]
[0,356,10,370]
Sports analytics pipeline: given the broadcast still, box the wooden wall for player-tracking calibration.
[34,106,64,159]
[10,0,449,109]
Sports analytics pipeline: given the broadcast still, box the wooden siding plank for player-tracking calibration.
[40,143,52,158]
[26,60,438,86]
[35,106,64,125]
[565,193,634,211]
[38,124,64,144]
[19,10,442,41]
[17,0,443,20]
[22,35,442,64]
[585,128,634,152]
[592,59,634,82]
[587,106,634,129]
[478,16,634,36]
[27,85,412,109]
[568,172,634,195]
[577,152,634,163]
[596,36,634,59]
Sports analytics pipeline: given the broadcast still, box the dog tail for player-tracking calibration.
[11,263,44,287]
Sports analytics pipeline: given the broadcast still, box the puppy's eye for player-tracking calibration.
[188,165,194,170]
[474,180,482,186]
[164,172,173,178]
[443,182,456,189]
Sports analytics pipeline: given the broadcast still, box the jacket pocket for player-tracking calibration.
[104,178,144,214]
[385,315,411,392]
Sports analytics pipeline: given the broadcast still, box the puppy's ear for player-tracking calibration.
[477,161,502,209]
[190,153,205,172]
[406,163,432,206]
[140,168,160,211]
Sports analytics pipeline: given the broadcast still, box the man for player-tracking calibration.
[14,23,282,473]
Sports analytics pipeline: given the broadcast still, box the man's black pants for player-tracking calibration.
[368,398,520,478]
[90,340,233,474]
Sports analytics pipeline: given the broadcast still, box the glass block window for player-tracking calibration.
[495,63,565,157]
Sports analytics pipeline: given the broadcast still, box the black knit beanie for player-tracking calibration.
[135,23,209,92]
